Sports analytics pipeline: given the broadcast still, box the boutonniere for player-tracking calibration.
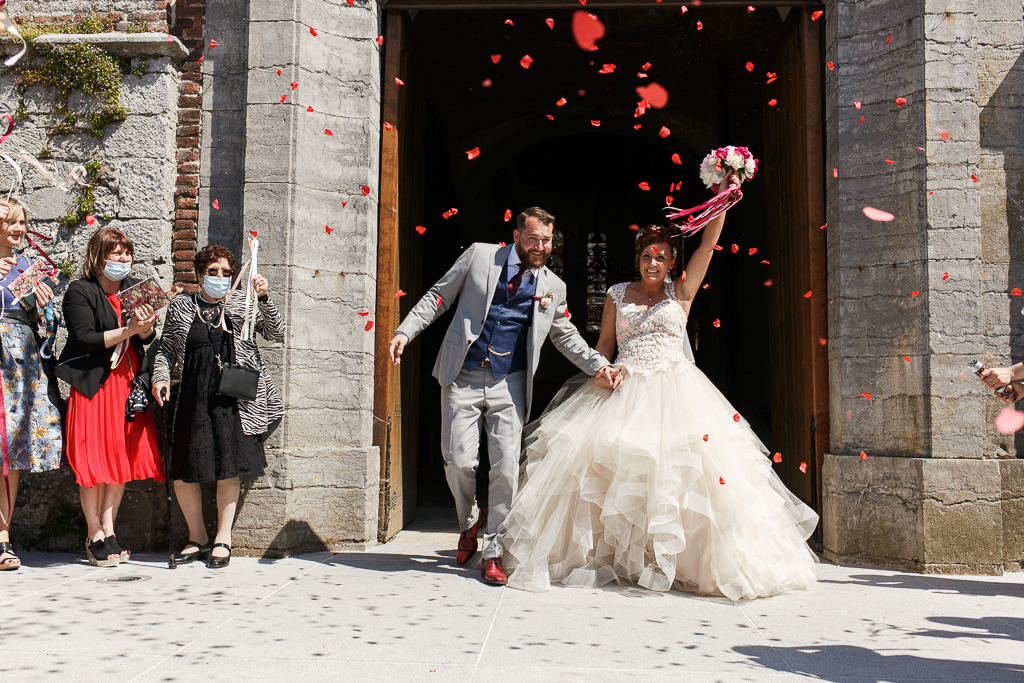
[533,290,555,310]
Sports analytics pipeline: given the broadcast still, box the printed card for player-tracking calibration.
[117,276,170,322]
[7,259,57,303]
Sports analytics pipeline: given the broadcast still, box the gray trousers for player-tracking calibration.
[440,365,527,560]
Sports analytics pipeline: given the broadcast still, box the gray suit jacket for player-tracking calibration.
[395,243,609,414]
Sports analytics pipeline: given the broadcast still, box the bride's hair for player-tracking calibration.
[636,224,681,262]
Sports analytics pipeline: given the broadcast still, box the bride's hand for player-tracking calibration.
[717,171,738,193]
[594,366,621,390]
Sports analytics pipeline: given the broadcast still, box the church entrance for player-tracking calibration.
[372,2,826,542]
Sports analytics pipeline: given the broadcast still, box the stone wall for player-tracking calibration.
[15,0,171,32]
[0,33,186,551]
[823,0,1024,574]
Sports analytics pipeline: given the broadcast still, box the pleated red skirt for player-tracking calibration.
[66,342,164,488]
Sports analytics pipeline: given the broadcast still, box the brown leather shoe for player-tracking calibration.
[456,512,486,566]
[482,557,507,585]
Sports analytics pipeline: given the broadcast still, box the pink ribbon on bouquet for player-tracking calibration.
[664,175,743,238]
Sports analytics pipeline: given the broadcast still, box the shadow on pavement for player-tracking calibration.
[734,644,1024,682]
[821,572,1024,598]
[908,615,1024,642]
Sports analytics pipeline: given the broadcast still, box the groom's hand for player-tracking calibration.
[388,333,408,365]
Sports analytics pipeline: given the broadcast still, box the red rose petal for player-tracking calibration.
[504,209,512,222]
[598,63,617,74]
[86,215,96,225]
[415,226,426,235]
[638,182,650,191]
[658,126,670,138]
[1012,287,1022,296]
[395,289,406,298]
[306,106,313,112]
[546,18,555,29]
[719,477,725,485]
[209,39,219,48]
[896,96,906,107]
[811,10,823,20]
[746,62,754,72]
[904,355,911,362]
[911,291,920,296]
[862,206,895,222]
[491,54,501,63]
[773,453,782,463]
[520,55,533,69]
[730,244,739,253]
[942,272,949,281]
[212,199,219,210]
[635,83,668,109]
[361,185,370,196]
[696,21,703,30]
[384,122,393,130]
[290,81,298,91]
[572,10,605,50]
[768,98,778,106]
[376,36,383,45]
[325,129,333,135]
[325,226,333,234]
[713,318,721,328]
[591,120,601,127]
[939,130,951,140]
[733,413,740,422]
[862,392,872,399]
[395,77,405,85]
[556,97,567,106]
[748,248,758,256]
[799,462,808,473]
[828,61,835,70]
[365,320,374,331]
[279,94,287,103]
[466,147,481,160]
[310,27,318,36]
[860,451,868,459]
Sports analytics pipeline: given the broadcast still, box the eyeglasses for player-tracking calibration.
[206,268,234,277]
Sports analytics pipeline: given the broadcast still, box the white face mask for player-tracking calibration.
[202,275,232,299]
[103,259,131,281]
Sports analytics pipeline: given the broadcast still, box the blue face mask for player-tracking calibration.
[202,275,232,299]
[103,259,132,282]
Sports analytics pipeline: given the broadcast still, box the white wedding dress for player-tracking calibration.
[500,279,819,600]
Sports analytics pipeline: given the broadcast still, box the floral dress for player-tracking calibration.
[0,254,63,472]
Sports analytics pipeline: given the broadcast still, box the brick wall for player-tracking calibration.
[170,0,206,292]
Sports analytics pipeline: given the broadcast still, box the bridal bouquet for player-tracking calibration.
[665,145,758,237]
[699,146,758,190]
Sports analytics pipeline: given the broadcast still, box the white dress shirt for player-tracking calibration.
[506,245,539,286]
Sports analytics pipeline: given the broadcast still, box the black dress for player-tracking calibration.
[170,301,266,483]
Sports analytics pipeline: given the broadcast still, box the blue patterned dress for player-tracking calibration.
[0,254,63,472]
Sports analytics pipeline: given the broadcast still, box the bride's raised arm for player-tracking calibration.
[595,293,618,365]
[676,173,734,312]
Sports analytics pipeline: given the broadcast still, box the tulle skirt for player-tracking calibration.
[500,361,819,601]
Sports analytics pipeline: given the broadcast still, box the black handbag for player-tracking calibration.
[203,312,259,402]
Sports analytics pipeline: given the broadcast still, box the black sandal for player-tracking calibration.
[85,538,119,567]
[0,541,20,571]
[105,535,130,564]
[206,543,231,569]
[176,540,212,565]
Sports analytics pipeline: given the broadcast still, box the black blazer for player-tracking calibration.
[55,277,155,398]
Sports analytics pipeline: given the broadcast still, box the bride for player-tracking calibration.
[500,174,819,600]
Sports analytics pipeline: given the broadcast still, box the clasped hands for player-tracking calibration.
[593,366,622,390]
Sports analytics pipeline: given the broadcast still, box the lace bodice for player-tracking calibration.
[609,279,693,377]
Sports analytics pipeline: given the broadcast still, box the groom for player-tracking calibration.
[388,207,614,585]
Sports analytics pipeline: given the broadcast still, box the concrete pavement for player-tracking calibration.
[0,510,1021,682]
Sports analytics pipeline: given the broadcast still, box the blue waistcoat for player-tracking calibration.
[463,261,537,379]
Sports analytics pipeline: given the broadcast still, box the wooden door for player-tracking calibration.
[373,9,406,542]
[763,8,827,517]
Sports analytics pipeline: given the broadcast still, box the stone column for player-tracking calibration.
[231,0,381,554]
[823,0,1023,573]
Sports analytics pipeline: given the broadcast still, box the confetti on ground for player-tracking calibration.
[212,199,219,210]
[862,392,872,399]
[911,291,920,296]
[971,174,979,182]
[860,450,867,458]
[1012,287,1022,296]
[357,312,369,317]
[939,130,951,140]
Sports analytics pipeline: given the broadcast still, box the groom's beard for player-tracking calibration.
[515,240,551,269]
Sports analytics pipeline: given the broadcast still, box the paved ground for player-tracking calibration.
[1,511,1022,682]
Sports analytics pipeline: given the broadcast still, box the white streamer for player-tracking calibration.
[1,153,21,202]
[1,8,26,68]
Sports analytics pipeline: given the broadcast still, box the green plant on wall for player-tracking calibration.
[16,43,129,138]
[59,158,102,229]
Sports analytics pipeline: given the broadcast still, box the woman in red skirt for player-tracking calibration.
[56,228,163,566]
